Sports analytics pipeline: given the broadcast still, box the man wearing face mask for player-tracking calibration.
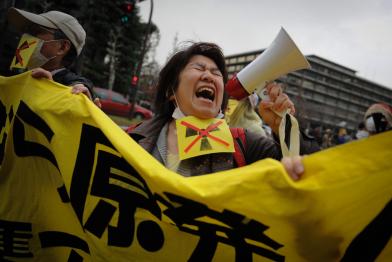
[364,102,392,135]
[7,7,96,101]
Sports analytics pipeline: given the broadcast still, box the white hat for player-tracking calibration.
[7,7,86,55]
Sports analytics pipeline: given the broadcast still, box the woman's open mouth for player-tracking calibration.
[195,86,215,102]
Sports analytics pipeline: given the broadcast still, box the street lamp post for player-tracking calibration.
[129,0,154,119]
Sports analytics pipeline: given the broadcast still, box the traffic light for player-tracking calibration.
[123,2,133,12]
[120,15,129,24]
[120,1,134,24]
[131,75,139,86]
[128,75,138,97]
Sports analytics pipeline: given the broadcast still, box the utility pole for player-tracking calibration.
[129,0,154,119]
[107,26,122,91]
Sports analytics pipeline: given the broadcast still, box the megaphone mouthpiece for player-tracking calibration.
[225,74,249,100]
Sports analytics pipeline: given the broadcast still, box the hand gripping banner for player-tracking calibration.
[0,72,391,261]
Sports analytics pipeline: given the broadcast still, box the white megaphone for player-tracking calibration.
[225,27,311,100]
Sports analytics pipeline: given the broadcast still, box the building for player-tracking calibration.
[225,50,392,132]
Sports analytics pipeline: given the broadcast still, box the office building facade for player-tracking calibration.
[225,50,392,132]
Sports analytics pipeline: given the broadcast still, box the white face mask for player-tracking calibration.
[171,103,225,121]
[365,116,376,133]
[172,106,187,120]
[216,110,225,119]
[26,35,57,70]
[172,106,224,120]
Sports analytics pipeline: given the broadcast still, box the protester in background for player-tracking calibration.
[364,102,392,135]
[336,127,351,144]
[355,122,369,140]
[7,8,99,105]
[321,128,333,149]
[227,93,266,137]
[128,42,319,179]
[314,126,323,147]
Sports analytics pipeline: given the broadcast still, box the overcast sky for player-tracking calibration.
[139,0,392,89]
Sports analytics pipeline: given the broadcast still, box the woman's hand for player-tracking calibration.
[258,82,295,134]
[281,155,304,181]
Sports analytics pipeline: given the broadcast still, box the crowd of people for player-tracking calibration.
[303,102,392,150]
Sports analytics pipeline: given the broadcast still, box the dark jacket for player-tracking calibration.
[52,68,94,99]
[128,116,319,176]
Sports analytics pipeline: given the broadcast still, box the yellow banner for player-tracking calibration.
[0,72,391,261]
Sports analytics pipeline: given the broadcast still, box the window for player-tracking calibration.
[246,55,256,62]
[111,92,128,104]
[236,65,244,71]
[286,85,298,95]
[327,88,338,97]
[314,93,324,102]
[326,97,336,106]
[348,104,359,112]
[315,84,326,93]
[337,100,347,109]
[229,58,237,64]
[303,90,312,99]
[287,76,299,85]
[303,80,314,89]
[94,89,108,99]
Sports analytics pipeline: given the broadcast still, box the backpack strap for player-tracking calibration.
[230,127,247,167]
[125,122,142,134]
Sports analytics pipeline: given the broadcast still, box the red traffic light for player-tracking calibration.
[123,2,133,13]
[131,76,139,85]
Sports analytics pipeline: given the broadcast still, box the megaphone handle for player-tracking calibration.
[256,83,300,157]
[256,85,288,117]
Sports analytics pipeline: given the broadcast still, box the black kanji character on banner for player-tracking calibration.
[341,199,392,261]
[39,231,90,261]
[0,219,33,260]
[9,101,69,202]
[71,124,164,250]
[12,101,59,171]
[0,100,14,165]
[156,193,285,262]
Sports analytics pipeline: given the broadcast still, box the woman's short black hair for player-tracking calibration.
[154,42,229,120]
